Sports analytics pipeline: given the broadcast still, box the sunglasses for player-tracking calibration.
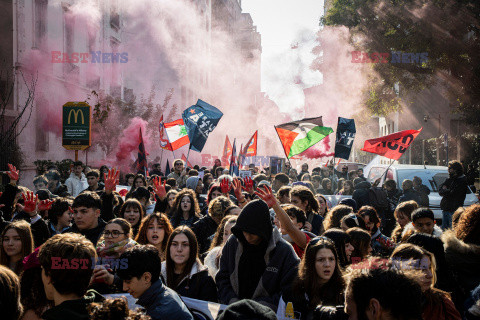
[308,236,334,247]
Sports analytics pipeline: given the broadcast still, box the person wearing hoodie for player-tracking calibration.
[216,199,300,311]
[65,161,88,198]
[439,160,469,230]
[161,226,218,302]
[352,178,372,208]
[186,176,206,211]
[38,233,105,320]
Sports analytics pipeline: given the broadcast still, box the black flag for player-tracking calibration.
[334,117,356,160]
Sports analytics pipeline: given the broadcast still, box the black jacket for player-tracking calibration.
[398,189,422,205]
[305,211,324,236]
[41,289,104,320]
[161,261,218,303]
[352,181,372,208]
[414,184,430,207]
[439,174,468,212]
[64,218,107,246]
[192,215,218,254]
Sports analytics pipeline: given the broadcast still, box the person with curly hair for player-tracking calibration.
[135,213,173,261]
[442,204,480,314]
[290,186,324,235]
[323,204,353,231]
[169,190,200,228]
[192,196,234,255]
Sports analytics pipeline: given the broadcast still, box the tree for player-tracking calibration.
[0,63,37,170]
[322,0,480,130]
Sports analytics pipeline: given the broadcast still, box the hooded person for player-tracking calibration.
[352,178,372,208]
[216,199,300,311]
[186,176,206,211]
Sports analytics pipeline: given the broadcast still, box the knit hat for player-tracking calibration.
[232,200,272,244]
[216,299,277,320]
[186,176,201,191]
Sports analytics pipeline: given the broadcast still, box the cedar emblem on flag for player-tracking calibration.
[164,119,190,151]
[275,117,333,159]
[361,128,422,160]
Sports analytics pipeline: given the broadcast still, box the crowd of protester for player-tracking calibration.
[0,158,479,320]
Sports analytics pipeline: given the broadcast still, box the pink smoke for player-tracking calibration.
[114,117,150,169]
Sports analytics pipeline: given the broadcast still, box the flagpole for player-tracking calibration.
[172,149,176,160]
[186,147,191,169]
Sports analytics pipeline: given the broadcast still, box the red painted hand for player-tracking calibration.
[104,168,120,193]
[220,178,232,195]
[7,164,19,181]
[254,185,277,208]
[152,177,167,200]
[243,176,254,194]
[22,191,38,214]
[38,199,53,211]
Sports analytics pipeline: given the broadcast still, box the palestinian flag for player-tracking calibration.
[275,117,333,159]
[164,119,190,151]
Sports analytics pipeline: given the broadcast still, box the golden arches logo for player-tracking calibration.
[67,109,85,125]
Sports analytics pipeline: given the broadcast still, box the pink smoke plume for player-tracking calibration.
[114,118,150,170]
[298,135,334,159]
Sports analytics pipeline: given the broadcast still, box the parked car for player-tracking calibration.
[363,164,478,224]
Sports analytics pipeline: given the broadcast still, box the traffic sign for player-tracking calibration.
[62,102,91,150]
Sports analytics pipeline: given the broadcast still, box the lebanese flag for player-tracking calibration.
[275,117,333,159]
[243,131,258,157]
[164,119,190,151]
[181,154,193,168]
[221,135,232,166]
[361,128,422,160]
[159,115,172,151]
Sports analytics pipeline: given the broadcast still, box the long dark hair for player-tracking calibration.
[118,199,145,230]
[323,228,352,267]
[347,227,371,261]
[293,237,345,308]
[165,226,199,289]
[170,189,200,227]
[290,186,319,213]
[0,220,34,275]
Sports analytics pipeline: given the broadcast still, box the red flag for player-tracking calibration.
[181,154,193,168]
[361,128,422,160]
[159,115,172,151]
[137,127,148,173]
[243,131,258,157]
[221,135,232,166]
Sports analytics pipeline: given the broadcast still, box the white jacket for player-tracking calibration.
[65,172,88,197]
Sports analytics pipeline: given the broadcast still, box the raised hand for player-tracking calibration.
[104,168,120,194]
[22,191,38,214]
[7,164,19,182]
[152,177,167,200]
[255,185,277,208]
[243,176,254,194]
[220,178,232,195]
[38,199,54,211]
[232,178,245,201]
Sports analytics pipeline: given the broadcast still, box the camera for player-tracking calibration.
[310,305,348,320]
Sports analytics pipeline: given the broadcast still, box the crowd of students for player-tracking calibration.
[0,158,479,320]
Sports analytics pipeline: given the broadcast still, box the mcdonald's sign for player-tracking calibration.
[62,102,91,150]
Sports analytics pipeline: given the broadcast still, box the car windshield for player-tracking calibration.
[396,169,448,192]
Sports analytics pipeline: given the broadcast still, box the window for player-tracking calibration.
[34,0,48,49]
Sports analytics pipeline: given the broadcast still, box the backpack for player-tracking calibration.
[368,187,389,212]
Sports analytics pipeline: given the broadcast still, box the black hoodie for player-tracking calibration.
[231,200,272,300]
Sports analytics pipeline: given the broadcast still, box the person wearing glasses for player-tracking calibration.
[92,218,138,293]
[170,190,201,228]
[277,236,346,320]
[167,159,188,188]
